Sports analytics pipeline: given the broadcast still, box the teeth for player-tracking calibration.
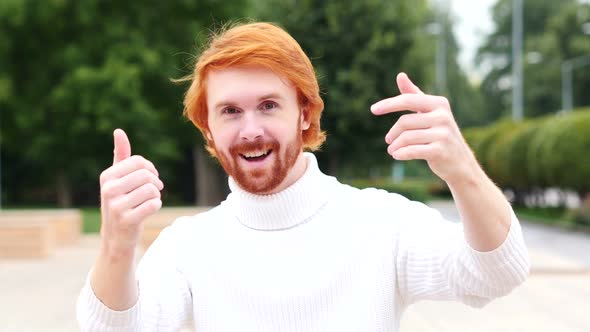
[243,150,270,158]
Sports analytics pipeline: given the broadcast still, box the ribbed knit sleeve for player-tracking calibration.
[76,223,193,331]
[394,200,530,308]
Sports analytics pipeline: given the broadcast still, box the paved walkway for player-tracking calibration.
[401,201,590,332]
[0,202,589,331]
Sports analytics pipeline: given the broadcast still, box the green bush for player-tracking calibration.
[82,208,101,234]
[486,122,526,188]
[529,116,565,188]
[464,120,517,180]
[347,178,432,203]
[542,112,590,194]
[465,110,590,197]
[505,120,543,190]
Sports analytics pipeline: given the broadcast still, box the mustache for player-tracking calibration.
[229,139,279,155]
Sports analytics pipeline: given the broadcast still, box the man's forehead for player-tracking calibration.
[206,66,295,105]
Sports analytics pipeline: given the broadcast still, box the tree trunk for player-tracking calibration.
[56,169,72,208]
[193,146,228,206]
[328,152,339,176]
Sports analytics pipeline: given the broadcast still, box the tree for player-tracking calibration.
[434,7,487,127]
[251,0,483,177]
[476,0,590,119]
[251,0,430,175]
[0,1,245,207]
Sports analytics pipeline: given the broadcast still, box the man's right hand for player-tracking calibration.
[99,128,164,256]
[90,129,164,311]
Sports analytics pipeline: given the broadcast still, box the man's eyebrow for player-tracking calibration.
[213,93,284,110]
[258,93,283,101]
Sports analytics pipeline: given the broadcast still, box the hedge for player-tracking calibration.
[346,178,433,203]
[463,108,590,197]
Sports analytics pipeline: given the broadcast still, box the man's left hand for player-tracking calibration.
[370,72,479,185]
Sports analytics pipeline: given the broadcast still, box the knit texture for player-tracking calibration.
[77,153,530,331]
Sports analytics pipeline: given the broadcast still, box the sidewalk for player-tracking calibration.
[0,202,589,331]
[400,201,590,332]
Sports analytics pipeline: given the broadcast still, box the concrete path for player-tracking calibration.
[0,201,589,331]
[400,201,590,332]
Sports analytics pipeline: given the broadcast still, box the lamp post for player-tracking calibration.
[435,12,447,96]
[425,9,447,95]
[561,54,590,113]
[512,0,524,121]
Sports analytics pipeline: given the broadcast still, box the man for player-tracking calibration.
[77,22,530,331]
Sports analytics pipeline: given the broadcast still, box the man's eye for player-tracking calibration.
[223,107,240,115]
[261,102,278,110]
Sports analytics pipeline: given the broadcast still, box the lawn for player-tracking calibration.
[81,208,101,234]
[514,206,590,232]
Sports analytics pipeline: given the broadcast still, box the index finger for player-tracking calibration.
[370,94,448,115]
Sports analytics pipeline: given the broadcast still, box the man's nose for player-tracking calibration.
[239,114,264,141]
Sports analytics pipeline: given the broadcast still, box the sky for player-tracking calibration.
[448,0,498,80]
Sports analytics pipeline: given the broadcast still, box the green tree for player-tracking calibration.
[476,0,590,119]
[434,7,487,127]
[0,0,245,207]
[252,0,436,175]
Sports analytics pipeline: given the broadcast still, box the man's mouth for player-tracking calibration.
[240,149,272,162]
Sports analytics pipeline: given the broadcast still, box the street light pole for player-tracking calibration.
[435,9,447,95]
[562,62,573,113]
[512,0,524,121]
[561,54,590,113]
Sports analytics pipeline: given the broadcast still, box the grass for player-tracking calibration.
[81,208,101,234]
[514,206,582,230]
[1,206,102,234]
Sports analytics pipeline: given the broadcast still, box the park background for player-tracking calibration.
[2,0,590,226]
[1,0,589,331]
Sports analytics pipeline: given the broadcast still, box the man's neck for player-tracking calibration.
[225,152,337,231]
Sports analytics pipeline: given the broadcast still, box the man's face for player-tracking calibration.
[206,66,310,195]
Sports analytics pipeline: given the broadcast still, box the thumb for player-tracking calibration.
[396,72,424,95]
[113,128,131,164]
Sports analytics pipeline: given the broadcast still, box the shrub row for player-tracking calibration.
[463,108,590,198]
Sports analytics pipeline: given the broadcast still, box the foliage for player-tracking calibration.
[252,0,480,175]
[347,178,433,203]
[82,207,101,234]
[0,0,509,207]
[476,0,590,119]
[464,109,590,200]
[0,0,245,206]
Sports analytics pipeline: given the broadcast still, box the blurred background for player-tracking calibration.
[0,0,589,331]
[2,0,590,220]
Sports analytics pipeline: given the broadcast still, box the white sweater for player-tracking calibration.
[77,153,530,332]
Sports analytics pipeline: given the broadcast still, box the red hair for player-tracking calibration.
[181,22,326,157]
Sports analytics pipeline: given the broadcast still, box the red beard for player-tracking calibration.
[214,129,302,195]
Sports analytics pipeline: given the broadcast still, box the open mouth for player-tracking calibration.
[240,149,272,162]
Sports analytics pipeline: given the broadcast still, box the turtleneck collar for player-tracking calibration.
[224,152,337,231]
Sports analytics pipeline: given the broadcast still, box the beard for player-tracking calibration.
[214,124,302,195]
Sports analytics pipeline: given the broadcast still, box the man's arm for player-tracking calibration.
[447,162,512,251]
[371,72,514,251]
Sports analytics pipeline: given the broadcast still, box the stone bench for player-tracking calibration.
[141,207,211,250]
[0,216,55,258]
[0,209,82,258]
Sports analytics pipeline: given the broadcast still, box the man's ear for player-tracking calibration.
[301,108,311,130]
[205,130,213,142]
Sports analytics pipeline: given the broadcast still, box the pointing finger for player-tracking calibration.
[396,72,424,95]
[371,94,449,115]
